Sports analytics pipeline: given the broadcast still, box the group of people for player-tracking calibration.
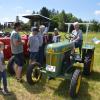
[0,22,60,95]
[0,21,83,95]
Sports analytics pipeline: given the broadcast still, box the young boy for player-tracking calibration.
[28,27,40,64]
[0,42,10,95]
[52,28,61,43]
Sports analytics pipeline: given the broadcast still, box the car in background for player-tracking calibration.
[0,33,28,59]
[0,31,4,37]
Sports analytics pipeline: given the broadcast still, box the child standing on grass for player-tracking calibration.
[0,42,10,95]
[28,27,40,64]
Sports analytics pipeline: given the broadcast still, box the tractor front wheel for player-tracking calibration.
[69,69,82,98]
[26,62,42,85]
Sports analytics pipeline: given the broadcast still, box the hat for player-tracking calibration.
[73,22,79,26]
[39,25,45,29]
[31,27,38,32]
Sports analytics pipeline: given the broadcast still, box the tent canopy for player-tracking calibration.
[23,14,51,22]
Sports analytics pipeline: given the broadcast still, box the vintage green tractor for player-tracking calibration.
[26,23,95,98]
[26,40,82,97]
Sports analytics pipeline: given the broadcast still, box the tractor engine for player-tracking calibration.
[46,40,74,77]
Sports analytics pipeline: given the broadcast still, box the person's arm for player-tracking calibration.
[73,35,80,42]
[71,31,77,41]
[27,36,31,47]
[71,30,81,42]
[1,53,5,65]
[43,22,50,34]
[13,34,25,46]
[27,40,29,47]
[74,30,82,41]
[2,58,5,64]
[13,40,25,46]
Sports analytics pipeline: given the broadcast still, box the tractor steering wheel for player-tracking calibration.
[64,32,77,42]
[64,33,74,41]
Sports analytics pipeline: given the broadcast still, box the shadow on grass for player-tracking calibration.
[48,79,91,100]
[77,80,91,100]
[84,71,100,82]
[0,91,17,100]
[22,73,47,94]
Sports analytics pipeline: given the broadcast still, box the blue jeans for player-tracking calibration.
[38,46,44,66]
[75,40,83,54]
[0,70,7,90]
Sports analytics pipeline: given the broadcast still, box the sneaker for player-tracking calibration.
[2,89,11,95]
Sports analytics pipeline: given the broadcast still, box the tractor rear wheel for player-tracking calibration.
[7,56,15,75]
[83,54,94,75]
[26,62,42,85]
[69,69,82,98]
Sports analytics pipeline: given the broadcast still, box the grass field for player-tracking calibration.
[0,32,100,100]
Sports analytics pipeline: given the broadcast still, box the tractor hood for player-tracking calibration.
[46,40,74,54]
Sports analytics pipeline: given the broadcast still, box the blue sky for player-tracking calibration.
[0,0,100,24]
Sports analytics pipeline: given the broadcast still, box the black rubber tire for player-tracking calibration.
[83,54,94,75]
[69,69,82,98]
[7,56,15,75]
[26,62,42,85]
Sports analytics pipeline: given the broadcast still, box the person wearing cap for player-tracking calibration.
[28,27,40,64]
[71,22,83,54]
[0,42,11,95]
[37,25,45,66]
[52,28,61,43]
[10,22,25,82]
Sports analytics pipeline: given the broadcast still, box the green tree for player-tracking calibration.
[40,7,50,17]
[58,10,67,31]
[21,22,31,32]
[32,10,35,14]
[50,15,59,31]
[0,23,3,30]
[90,20,99,32]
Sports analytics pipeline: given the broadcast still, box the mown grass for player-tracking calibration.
[0,32,100,100]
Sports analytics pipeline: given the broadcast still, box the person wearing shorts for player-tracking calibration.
[28,27,40,64]
[10,22,25,82]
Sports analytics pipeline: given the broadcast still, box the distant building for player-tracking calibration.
[4,22,14,28]
[3,16,20,29]
[16,16,19,22]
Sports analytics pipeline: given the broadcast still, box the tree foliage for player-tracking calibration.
[3,7,99,32]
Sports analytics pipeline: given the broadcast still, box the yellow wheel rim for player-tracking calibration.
[76,76,81,94]
[32,66,41,82]
[90,54,94,72]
